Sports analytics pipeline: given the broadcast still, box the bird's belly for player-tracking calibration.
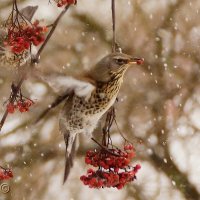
[83,93,117,135]
[67,92,118,135]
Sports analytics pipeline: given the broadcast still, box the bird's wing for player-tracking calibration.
[58,78,94,182]
[34,73,96,123]
[0,29,7,55]
[37,73,96,100]
[36,73,96,182]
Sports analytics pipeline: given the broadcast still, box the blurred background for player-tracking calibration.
[0,0,200,200]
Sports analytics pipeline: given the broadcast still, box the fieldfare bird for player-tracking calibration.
[56,52,143,183]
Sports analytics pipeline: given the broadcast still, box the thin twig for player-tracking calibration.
[102,106,115,146]
[91,138,120,157]
[111,0,116,53]
[0,4,71,132]
[114,118,129,142]
[102,0,116,140]
[0,77,24,131]
[34,4,70,61]
[0,165,7,170]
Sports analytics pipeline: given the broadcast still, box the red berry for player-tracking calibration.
[25,99,34,107]
[136,58,144,65]
[87,168,94,174]
[85,157,91,164]
[116,184,124,189]
[134,164,141,172]
[80,175,86,181]
[7,103,15,113]
[114,168,119,173]
[0,168,13,180]
[128,151,135,159]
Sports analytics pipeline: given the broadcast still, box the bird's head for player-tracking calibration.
[89,52,144,83]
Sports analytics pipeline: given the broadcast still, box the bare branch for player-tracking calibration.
[34,4,71,62]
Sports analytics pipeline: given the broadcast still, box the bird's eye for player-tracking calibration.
[116,58,126,65]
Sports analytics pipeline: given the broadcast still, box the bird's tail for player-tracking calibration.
[63,133,77,183]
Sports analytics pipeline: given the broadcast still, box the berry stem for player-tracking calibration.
[0,77,24,131]
[91,138,120,157]
[0,165,6,170]
[34,4,70,62]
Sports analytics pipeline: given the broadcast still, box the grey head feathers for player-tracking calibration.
[89,52,138,83]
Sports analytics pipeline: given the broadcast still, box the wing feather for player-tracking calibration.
[36,73,96,100]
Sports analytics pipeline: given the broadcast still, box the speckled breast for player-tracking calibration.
[67,78,122,132]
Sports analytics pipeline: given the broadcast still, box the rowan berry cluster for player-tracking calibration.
[0,167,13,180]
[56,0,77,7]
[5,20,47,54]
[7,99,34,113]
[85,144,135,169]
[80,144,141,189]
